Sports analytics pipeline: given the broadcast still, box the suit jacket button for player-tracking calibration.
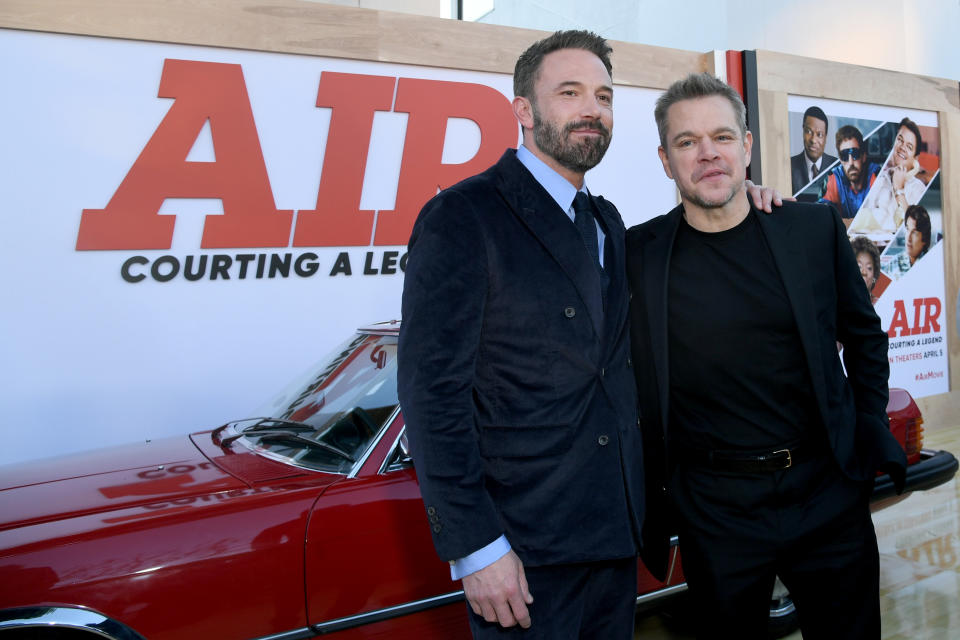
[433,524,442,533]
[564,306,576,318]
[427,506,437,516]
[598,435,610,446]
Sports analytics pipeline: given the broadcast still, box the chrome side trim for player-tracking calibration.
[312,591,465,634]
[635,582,688,605]
[251,628,317,640]
[0,607,146,640]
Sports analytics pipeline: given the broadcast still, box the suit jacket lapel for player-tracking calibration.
[595,196,624,337]
[754,211,830,418]
[494,152,605,336]
[643,205,683,436]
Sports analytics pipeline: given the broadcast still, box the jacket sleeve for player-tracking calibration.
[831,208,907,489]
[397,188,503,561]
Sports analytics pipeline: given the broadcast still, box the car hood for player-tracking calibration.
[0,436,246,530]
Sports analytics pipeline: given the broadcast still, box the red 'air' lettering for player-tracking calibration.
[293,72,396,247]
[887,298,942,337]
[373,78,517,246]
[76,59,292,250]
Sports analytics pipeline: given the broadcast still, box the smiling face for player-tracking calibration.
[657,94,752,215]
[514,48,613,186]
[891,125,918,169]
[802,115,827,162]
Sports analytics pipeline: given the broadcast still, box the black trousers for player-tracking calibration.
[466,557,637,639]
[671,451,880,640]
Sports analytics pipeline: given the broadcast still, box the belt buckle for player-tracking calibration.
[772,448,792,469]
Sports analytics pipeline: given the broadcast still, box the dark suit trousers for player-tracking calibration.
[671,452,879,640]
[466,557,636,640]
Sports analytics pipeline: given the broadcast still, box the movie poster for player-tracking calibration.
[788,97,946,397]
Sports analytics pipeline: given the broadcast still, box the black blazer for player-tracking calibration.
[626,201,906,579]
[791,151,838,195]
[399,149,644,567]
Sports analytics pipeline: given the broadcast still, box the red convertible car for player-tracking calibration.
[1,321,956,639]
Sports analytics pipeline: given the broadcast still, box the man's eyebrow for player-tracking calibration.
[669,126,737,144]
[552,80,614,94]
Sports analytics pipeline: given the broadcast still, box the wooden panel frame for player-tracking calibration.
[753,50,960,426]
[0,0,709,90]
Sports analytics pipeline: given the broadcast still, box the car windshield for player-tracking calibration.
[242,332,399,473]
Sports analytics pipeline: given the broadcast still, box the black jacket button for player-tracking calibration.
[564,306,576,318]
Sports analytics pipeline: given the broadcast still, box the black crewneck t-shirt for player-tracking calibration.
[667,208,819,451]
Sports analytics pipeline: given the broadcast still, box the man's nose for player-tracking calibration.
[580,97,602,119]
[698,138,719,159]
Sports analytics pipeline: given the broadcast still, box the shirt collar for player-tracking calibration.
[516,144,587,214]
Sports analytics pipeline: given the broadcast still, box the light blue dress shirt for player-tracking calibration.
[448,145,604,581]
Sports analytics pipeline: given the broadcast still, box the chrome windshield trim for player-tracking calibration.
[312,590,465,634]
[0,607,146,640]
[635,582,688,605]
[377,420,408,475]
[350,404,401,479]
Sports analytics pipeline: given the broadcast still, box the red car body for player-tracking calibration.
[1,322,955,639]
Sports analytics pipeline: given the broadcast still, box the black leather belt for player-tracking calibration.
[686,441,816,472]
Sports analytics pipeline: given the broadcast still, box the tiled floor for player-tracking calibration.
[634,423,960,639]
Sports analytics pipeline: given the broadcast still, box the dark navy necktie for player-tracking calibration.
[573,191,609,309]
[573,191,601,269]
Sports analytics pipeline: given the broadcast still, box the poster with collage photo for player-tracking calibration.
[788,97,947,397]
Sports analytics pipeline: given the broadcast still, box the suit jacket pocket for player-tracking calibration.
[478,423,575,459]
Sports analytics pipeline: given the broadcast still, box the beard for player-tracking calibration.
[677,163,740,210]
[679,183,740,210]
[532,105,611,174]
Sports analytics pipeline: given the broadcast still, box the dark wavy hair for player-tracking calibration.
[513,30,612,100]
[835,125,864,153]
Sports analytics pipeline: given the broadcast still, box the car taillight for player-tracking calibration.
[903,415,924,456]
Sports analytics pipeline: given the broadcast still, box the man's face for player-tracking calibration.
[839,139,865,186]
[906,229,925,261]
[657,95,752,210]
[856,251,876,290]
[891,126,918,168]
[905,216,917,233]
[802,115,827,161]
[522,48,613,175]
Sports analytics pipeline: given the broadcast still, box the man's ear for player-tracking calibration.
[513,96,534,131]
[658,146,674,180]
[743,130,753,168]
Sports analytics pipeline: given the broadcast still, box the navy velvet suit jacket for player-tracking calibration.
[626,201,906,579]
[398,149,644,568]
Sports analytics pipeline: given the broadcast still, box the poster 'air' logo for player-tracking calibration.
[76,59,515,280]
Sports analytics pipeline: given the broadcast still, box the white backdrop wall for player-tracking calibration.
[0,28,674,465]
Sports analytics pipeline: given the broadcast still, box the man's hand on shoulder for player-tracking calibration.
[745,179,793,212]
[462,549,534,629]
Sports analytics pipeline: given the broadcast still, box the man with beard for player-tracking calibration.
[818,125,880,219]
[399,32,776,638]
[626,73,905,639]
